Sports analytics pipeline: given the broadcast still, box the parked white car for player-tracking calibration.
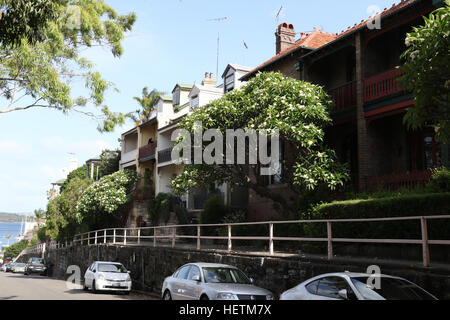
[280,272,438,300]
[83,261,132,295]
[12,263,27,274]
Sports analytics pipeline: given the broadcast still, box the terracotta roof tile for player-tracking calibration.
[245,0,420,78]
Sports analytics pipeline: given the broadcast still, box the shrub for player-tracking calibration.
[427,168,450,193]
[305,193,450,240]
[148,193,172,226]
[200,194,229,225]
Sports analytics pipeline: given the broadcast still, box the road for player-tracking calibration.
[0,271,156,300]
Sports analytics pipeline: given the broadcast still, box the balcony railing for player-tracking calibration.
[158,147,173,164]
[139,142,157,162]
[364,68,405,103]
[328,81,357,113]
[366,170,432,191]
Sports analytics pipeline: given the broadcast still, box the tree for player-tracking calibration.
[400,0,450,142]
[45,176,92,242]
[98,149,121,177]
[77,169,138,230]
[34,209,45,231]
[4,240,29,258]
[171,72,349,214]
[60,165,87,193]
[130,87,164,124]
[0,0,137,132]
[0,0,58,47]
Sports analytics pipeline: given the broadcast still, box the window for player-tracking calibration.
[411,131,442,171]
[190,95,199,110]
[202,267,251,284]
[173,88,180,106]
[97,263,128,273]
[177,266,191,280]
[187,266,201,281]
[224,72,235,93]
[306,281,319,295]
[316,277,354,300]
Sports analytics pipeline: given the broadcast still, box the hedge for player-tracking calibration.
[304,193,450,240]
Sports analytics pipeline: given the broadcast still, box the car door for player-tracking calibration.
[171,266,191,300]
[184,266,203,300]
[84,263,95,287]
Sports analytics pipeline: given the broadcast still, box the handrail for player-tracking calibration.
[24,215,450,268]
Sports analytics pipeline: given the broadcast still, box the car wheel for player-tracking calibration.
[83,281,88,291]
[123,291,130,296]
[92,280,97,294]
[163,290,172,300]
[200,295,209,301]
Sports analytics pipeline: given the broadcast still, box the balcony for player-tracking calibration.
[328,81,356,113]
[158,147,173,164]
[139,142,157,163]
[364,68,405,103]
[366,170,432,191]
[120,149,137,167]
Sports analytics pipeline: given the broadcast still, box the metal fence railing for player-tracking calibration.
[25,215,450,268]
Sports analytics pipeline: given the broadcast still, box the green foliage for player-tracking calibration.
[98,149,121,177]
[4,240,30,258]
[400,0,450,142]
[61,165,87,193]
[148,193,172,226]
[304,193,450,240]
[46,176,92,242]
[0,0,58,47]
[77,169,138,217]
[130,87,164,124]
[171,72,349,213]
[200,194,229,225]
[427,167,450,193]
[0,0,136,132]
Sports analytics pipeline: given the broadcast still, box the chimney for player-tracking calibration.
[202,72,217,87]
[275,22,296,54]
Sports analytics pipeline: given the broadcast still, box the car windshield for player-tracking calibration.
[15,263,26,267]
[30,258,44,265]
[351,277,436,300]
[98,263,127,273]
[202,267,251,284]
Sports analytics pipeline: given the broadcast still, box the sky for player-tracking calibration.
[0,0,400,213]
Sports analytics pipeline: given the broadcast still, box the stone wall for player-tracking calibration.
[18,244,450,300]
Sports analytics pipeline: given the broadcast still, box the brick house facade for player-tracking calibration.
[241,0,449,220]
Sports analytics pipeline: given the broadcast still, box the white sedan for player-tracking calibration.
[83,261,132,295]
[280,272,438,300]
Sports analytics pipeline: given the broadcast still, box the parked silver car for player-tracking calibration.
[83,261,132,294]
[162,263,274,301]
[280,272,438,300]
[11,263,27,274]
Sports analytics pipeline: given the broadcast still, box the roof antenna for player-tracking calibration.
[207,17,228,79]
[276,6,283,25]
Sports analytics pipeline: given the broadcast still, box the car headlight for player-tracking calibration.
[126,274,131,281]
[216,293,238,300]
[98,274,105,281]
[266,294,274,300]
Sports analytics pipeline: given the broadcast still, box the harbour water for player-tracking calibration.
[0,222,22,250]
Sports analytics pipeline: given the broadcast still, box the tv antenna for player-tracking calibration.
[275,6,283,25]
[207,17,228,79]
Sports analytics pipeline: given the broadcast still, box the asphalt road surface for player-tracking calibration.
[0,271,156,300]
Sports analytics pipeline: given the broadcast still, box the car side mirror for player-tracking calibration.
[192,275,201,282]
[249,278,255,285]
[338,289,348,300]
[127,271,131,274]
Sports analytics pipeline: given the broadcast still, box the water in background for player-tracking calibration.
[0,222,22,250]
